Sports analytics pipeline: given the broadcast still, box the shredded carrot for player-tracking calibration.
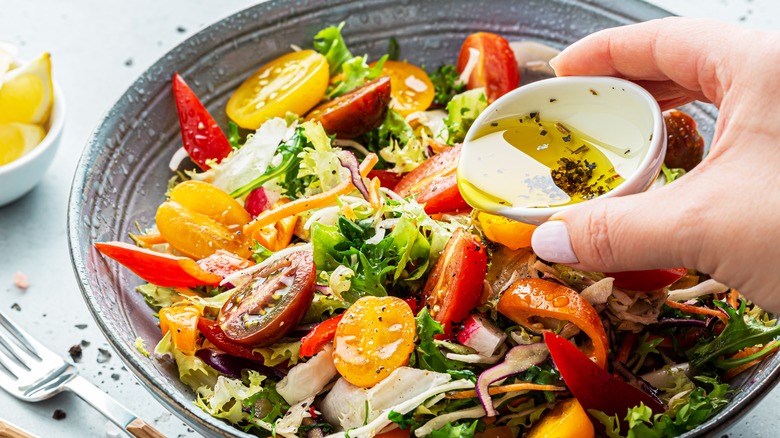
[447,383,565,399]
[368,176,382,211]
[724,343,780,380]
[727,289,740,309]
[665,300,728,322]
[244,153,378,236]
[616,332,638,363]
[131,233,167,247]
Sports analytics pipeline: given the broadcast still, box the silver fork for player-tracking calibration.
[0,311,164,438]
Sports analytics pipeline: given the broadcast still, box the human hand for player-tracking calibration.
[530,17,780,312]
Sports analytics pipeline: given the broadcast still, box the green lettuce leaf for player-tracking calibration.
[136,283,184,309]
[313,23,354,75]
[328,54,388,98]
[443,88,487,145]
[430,64,466,106]
[413,308,465,372]
[429,420,478,438]
[357,109,415,168]
[252,340,301,367]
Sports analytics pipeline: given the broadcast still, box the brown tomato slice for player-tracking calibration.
[305,76,391,139]
[218,251,316,346]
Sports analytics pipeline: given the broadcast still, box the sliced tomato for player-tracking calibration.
[422,228,488,335]
[605,268,687,292]
[305,76,392,139]
[368,169,404,190]
[197,250,254,278]
[197,317,264,362]
[219,251,316,346]
[664,110,704,171]
[394,144,470,214]
[456,32,520,103]
[94,241,221,288]
[227,50,329,129]
[299,314,343,357]
[332,296,416,387]
[172,73,233,170]
[371,60,435,116]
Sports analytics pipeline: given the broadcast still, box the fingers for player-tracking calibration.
[531,182,706,273]
[551,17,744,107]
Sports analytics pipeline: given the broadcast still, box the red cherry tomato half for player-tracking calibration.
[394,145,470,214]
[456,32,520,104]
[368,169,404,190]
[422,228,488,334]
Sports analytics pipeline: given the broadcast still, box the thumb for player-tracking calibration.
[531,183,704,272]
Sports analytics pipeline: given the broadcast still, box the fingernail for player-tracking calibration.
[548,55,559,72]
[532,221,579,263]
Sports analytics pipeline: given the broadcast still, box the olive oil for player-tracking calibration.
[458,113,629,209]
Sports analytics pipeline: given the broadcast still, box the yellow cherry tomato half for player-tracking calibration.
[156,182,252,260]
[476,211,536,250]
[332,296,416,387]
[159,305,201,355]
[227,50,329,129]
[525,398,594,438]
[371,60,434,117]
[169,181,252,232]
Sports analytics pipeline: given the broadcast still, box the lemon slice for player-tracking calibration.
[0,122,45,166]
[0,52,53,125]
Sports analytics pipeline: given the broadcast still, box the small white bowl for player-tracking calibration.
[458,76,665,225]
[0,82,65,207]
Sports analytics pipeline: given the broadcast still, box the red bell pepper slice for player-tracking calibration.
[95,241,221,288]
[172,73,233,170]
[197,317,264,362]
[544,332,665,429]
[299,314,344,357]
[605,268,687,292]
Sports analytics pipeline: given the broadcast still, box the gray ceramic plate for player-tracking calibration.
[67,0,778,436]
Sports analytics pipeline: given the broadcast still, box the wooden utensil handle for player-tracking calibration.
[126,418,166,438]
[0,419,37,438]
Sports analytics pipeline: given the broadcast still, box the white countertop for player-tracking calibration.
[0,0,776,436]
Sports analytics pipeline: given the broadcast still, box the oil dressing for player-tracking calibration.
[458,112,632,209]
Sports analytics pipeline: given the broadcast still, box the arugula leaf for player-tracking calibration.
[430,64,466,106]
[632,333,664,373]
[414,308,465,372]
[429,420,478,438]
[230,127,308,198]
[443,88,487,145]
[313,23,354,75]
[311,213,432,303]
[688,300,780,369]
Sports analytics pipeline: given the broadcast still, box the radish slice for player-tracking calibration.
[457,314,507,356]
[476,343,549,416]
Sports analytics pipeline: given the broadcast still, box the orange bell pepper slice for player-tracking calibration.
[159,305,200,354]
[497,278,609,369]
[476,211,536,250]
[95,241,222,288]
[251,198,299,252]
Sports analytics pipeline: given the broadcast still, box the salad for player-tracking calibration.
[96,24,780,438]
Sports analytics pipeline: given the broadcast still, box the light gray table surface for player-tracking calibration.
[0,0,776,436]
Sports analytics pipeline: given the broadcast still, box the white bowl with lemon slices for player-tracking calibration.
[0,49,65,207]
